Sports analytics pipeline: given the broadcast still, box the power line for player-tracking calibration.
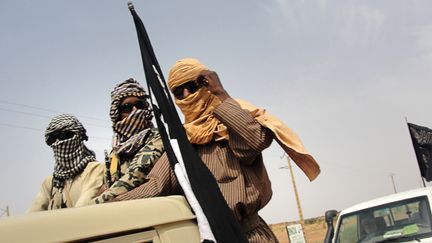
[0,122,41,132]
[0,107,54,119]
[0,107,109,128]
[0,100,113,141]
[0,100,110,123]
[0,123,111,141]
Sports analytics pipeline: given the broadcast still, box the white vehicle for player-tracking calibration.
[324,187,432,243]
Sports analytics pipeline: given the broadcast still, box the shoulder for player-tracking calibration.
[85,161,105,169]
[144,128,163,146]
[41,175,54,188]
[149,128,161,139]
[72,162,105,186]
[82,161,105,176]
[133,129,164,156]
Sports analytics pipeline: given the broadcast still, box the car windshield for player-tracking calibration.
[335,196,432,243]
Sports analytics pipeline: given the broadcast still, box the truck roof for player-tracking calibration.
[340,187,432,215]
[0,196,198,243]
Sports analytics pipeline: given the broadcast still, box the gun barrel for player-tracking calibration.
[104,150,112,187]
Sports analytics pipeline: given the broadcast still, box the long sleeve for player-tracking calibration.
[115,153,180,201]
[27,177,52,213]
[213,98,273,165]
[92,131,164,204]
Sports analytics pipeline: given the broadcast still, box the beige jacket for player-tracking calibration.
[27,162,105,212]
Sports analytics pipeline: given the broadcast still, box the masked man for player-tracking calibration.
[28,114,104,212]
[115,58,320,242]
[90,78,164,204]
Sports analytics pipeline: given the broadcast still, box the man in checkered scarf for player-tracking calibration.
[90,78,164,204]
[28,114,105,212]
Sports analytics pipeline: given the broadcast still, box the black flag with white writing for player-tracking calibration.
[127,2,248,242]
[408,123,432,181]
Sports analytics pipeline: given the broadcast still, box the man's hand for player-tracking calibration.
[197,70,231,101]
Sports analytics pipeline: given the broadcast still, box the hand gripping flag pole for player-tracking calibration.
[127,3,248,243]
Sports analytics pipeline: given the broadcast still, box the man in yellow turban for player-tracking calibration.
[116,58,320,243]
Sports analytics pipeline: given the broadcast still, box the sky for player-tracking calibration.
[1,0,432,224]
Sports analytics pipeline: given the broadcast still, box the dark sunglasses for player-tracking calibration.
[47,131,75,145]
[172,81,201,100]
[118,100,147,114]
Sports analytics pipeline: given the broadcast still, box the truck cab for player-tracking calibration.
[324,187,432,243]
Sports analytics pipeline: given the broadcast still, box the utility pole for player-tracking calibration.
[0,206,10,217]
[281,154,304,223]
[389,173,397,193]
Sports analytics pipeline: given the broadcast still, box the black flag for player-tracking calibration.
[408,123,432,181]
[127,3,248,242]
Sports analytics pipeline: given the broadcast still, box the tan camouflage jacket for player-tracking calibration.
[91,129,164,204]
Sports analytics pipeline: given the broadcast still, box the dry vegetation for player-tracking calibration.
[270,216,329,243]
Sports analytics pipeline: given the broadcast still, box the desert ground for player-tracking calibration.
[270,216,329,243]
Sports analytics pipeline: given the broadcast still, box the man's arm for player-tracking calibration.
[114,152,181,201]
[214,98,273,165]
[27,177,52,213]
[198,70,273,164]
[91,132,164,204]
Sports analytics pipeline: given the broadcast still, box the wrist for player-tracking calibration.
[214,89,230,101]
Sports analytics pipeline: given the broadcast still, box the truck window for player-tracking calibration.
[335,196,432,243]
[337,214,359,243]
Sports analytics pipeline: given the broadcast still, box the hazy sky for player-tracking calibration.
[1,0,432,224]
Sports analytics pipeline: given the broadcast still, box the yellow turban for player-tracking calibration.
[168,58,207,91]
[168,58,229,144]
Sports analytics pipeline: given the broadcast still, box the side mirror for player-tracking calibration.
[323,209,338,243]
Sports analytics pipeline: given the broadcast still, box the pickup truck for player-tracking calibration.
[0,196,200,243]
[324,187,432,243]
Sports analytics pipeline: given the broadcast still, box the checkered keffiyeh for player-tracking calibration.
[110,78,154,154]
[112,110,153,154]
[109,78,151,122]
[45,114,96,188]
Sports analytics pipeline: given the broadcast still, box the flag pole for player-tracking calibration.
[405,116,426,187]
[127,3,248,241]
